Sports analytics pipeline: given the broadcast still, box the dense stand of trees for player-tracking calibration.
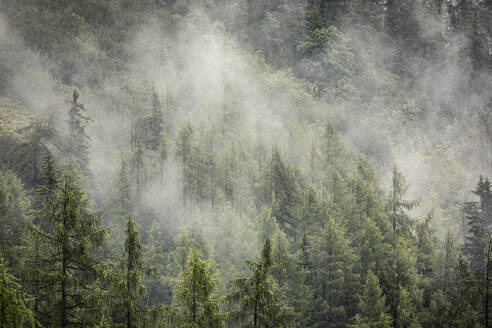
[0,0,491,327]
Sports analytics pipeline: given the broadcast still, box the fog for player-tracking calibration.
[1,1,490,241]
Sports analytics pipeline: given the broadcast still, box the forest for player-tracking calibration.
[0,0,491,327]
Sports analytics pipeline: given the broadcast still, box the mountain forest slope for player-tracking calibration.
[0,0,491,327]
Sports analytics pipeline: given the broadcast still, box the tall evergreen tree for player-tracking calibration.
[176,123,194,207]
[30,168,107,327]
[0,256,35,328]
[124,216,147,328]
[0,170,30,272]
[66,90,91,176]
[150,88,164,152]
[349,270,392,328]
[464,176,492,271]
[307,218,359,327]
[229,237,295,328]
[175,249,224,328]
[389,165,417,234]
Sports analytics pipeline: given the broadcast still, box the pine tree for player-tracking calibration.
[175,248,224,328]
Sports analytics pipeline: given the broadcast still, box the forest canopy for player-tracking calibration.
[0,0,491,327]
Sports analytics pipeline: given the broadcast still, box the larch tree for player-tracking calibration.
[0,256,35,328]
[350,270,392,328]
[0,170,30,274]
[229,237,295,328]
[175,248,224,328]
[31,168,107,328]
[124,216,148,328]
[67,90,91,176]
[389,165,417,235]
[150,88,164,152]
[176,123,194,207]
[464,176,492,271]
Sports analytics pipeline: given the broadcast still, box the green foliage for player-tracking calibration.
[350,270,393,328]
[389,165,418,234]
[124,216,147,328]
[66,90,91,176]
[229,237,295,328]
[30,168,107,327]
[0,256,35,328]
[0,170,30,270]
[175,249,224,328]
[0,1,491,328]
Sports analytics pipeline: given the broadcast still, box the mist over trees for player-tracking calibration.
[0,0,491,327]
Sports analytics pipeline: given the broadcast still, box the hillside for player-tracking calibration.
[0,0,491,327]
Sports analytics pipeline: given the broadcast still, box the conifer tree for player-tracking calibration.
[176,123,194,207]
[15,118,57,188]
[0,256,35,328]
[26,153,59,325]
[416,213,437,276]
[67,90,91,176]
[396,287,421,328]
[115,154,134,217]
[464,176,492,271]
[0,170,30,272]
[175,249,224,328]
[389,165,417,234]
[308,218,359,327]
[150,88,164,152]
[131,141,146,199]
[263,146,300,234]
[124,216,147,328]
[31,168,107,327]
[350,270,392,328]
[229,237,294,328]
[144,219,171,306]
